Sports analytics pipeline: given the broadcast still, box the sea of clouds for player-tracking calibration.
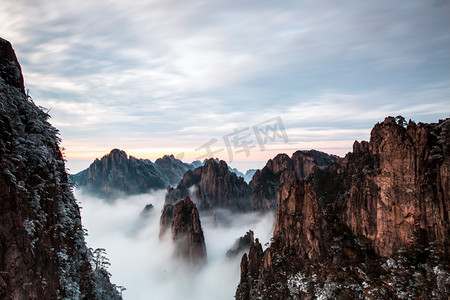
[75,189,275,300]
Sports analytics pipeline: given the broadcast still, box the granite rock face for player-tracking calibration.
[324,116,450,257]
[0,38,121,299]
[166,158,252,211]
[159,203,174,239]
[235,237,264,300]
[249,150,338,211]
[159,196,207,264]
[236,117,450,299]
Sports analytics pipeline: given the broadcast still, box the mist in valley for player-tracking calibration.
[75,189,275,300]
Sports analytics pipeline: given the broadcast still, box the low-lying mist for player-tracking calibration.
[75,189,275,300]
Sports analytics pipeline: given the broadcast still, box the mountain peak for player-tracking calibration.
[108,148,128,159]
[165,157,251,211]
[159,196,207,264]
[73,149,201,198]
[0,37,25,93]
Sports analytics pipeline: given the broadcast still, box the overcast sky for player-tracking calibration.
[2,0,450,170]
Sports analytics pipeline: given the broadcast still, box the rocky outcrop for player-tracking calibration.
[320,116,450,257]
[235,238,264,300]
[171,196,207,264]
[73,150,199,199]
[226,230,255,258]
[165,158,252,211]
[159,203,174,239]
[159,196,206,264]
[273,178,329,261]
[236,116,450,299]
[0,38,121,299]
[291,149,338,178]
[250,150,338,210]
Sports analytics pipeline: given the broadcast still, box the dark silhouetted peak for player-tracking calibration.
[140,203,154,218]
[226,230,254,258]
[160,196,207,264]
[0,38,25,93]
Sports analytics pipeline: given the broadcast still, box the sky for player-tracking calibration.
[2,0,450,172]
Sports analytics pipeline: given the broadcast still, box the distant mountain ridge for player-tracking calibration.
[74,147,338,212]
[73,150,261,200]
[165,150,337,212]
[72,149,201,199]
[243,169,257,183]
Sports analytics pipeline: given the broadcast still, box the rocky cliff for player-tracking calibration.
[236,116,449,299]
[235,236,264,300]
[165,158,252,211]
[73,150,198,199]
[250,150,338,210]
[0,38,121,299]
[159,196,206,264]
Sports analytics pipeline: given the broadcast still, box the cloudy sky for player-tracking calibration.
[2,0,450,171]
